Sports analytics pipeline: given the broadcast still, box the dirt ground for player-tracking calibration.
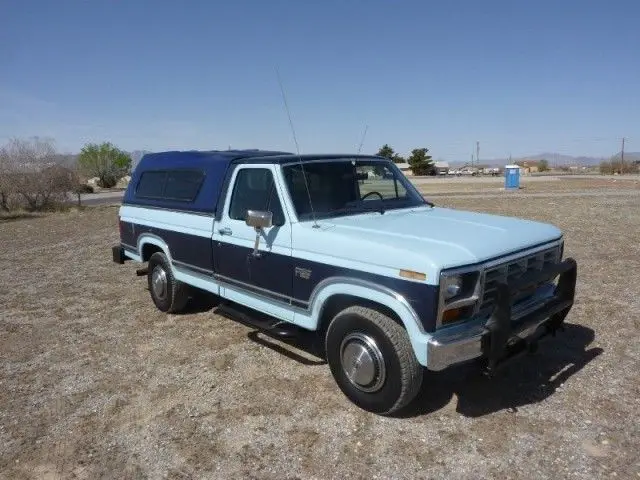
[1,185,639,479]
[415,175,640,196]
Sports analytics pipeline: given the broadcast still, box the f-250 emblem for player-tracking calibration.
[295,267,312,280]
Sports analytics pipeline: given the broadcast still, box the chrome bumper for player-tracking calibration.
[426,258,577,372]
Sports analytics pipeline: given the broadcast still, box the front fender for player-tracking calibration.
[294,277,433,366]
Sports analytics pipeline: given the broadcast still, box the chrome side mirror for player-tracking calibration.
[246,210,273,229]
[246,210,273,257]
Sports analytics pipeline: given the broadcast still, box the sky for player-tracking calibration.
[1,0,639,160]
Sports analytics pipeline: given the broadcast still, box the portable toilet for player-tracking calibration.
[504,164,520,190]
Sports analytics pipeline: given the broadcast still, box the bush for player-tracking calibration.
[77,142,131,188]
[600,159,639,175]
[0,138,77,212]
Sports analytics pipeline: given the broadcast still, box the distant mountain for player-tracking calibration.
[451,152,640,167]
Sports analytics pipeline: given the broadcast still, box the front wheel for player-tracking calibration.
[325,306,423,415]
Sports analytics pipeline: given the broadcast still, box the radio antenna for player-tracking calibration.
[275,67,319,228]
[357,124,369,154]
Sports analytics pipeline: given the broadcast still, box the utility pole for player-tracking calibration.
[621,137,625,171]
[476,141,480,168]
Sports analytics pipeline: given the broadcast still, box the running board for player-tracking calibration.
[216,302,299,338]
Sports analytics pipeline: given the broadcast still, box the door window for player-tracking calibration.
[228,169,285,226]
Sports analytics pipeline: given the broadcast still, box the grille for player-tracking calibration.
[479,246,561,314]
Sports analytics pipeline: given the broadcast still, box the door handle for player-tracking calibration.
[218,227,233,236]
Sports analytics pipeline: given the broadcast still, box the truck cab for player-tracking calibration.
[113,150,577,415]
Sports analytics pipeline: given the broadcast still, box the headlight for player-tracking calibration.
[438,269,481,327]
[442,275,463,300]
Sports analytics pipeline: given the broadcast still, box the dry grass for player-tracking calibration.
[1,193,639,479]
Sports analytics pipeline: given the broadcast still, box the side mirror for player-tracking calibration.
[246,210,272,258]
[246,210,273,230]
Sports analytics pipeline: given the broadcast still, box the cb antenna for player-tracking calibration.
[357,124,369,154]
[275,66,319,228]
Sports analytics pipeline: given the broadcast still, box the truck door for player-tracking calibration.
[213,165,293,303]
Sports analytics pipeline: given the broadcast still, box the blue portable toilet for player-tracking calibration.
[504,164,520,190]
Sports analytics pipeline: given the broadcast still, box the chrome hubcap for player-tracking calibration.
[151,266,168,301]
[340,333,386,393]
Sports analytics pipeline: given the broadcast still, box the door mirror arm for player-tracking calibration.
[246,210,273,257]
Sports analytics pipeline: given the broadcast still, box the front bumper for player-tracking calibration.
[426,258,577,372]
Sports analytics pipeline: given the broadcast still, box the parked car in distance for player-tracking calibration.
[113,150,577,415]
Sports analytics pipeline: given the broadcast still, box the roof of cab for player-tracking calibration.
[232,153,384,164]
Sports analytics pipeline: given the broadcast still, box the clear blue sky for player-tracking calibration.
[1,0,639,160]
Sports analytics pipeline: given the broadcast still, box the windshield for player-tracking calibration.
[281,158,427,221]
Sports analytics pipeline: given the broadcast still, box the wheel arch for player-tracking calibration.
[317,294,402,337]
[138,234,171,262]
[306,278,429,366]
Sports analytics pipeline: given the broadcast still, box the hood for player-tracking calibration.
[306,206,562,273]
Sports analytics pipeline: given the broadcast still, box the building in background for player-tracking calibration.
[395,162,413,176]
[434,161,449,175]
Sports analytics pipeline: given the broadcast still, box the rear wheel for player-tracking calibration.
[325,306,423,415]
[147,252,189,313]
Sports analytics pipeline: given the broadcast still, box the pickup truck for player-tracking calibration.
[112,150,577,415]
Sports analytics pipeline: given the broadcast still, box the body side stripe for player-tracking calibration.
[122,202,214,217]
[120,205,214,238]
[172,260,214,275]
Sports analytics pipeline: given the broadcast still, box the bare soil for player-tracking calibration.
[416,175,640,196]
[1,190,639,479]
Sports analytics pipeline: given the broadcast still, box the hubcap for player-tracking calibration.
[151,266,168,301]
[340,333,386,393]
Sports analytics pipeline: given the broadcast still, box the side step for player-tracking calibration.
[216,302,299,338]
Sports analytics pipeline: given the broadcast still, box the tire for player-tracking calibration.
[147,252,189,313]
[325,306,423,415]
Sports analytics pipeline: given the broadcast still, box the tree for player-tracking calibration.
[538,159,550,172]
[407,148,435,176]
[0,137,76,211]
[376,144,394,159]
[376,144,405,164]
[77,142,131,188]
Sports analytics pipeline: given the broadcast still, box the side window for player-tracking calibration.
[164,170,205,201]
[136,170,205,201]
[229,169,285,226]
[136,171,167,198]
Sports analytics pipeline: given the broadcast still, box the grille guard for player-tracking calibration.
[482,257,577,374]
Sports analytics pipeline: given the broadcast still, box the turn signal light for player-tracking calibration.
[399,269,426,281]
[442,308,461,324]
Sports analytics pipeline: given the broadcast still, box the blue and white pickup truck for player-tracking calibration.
[112,150,577,415]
